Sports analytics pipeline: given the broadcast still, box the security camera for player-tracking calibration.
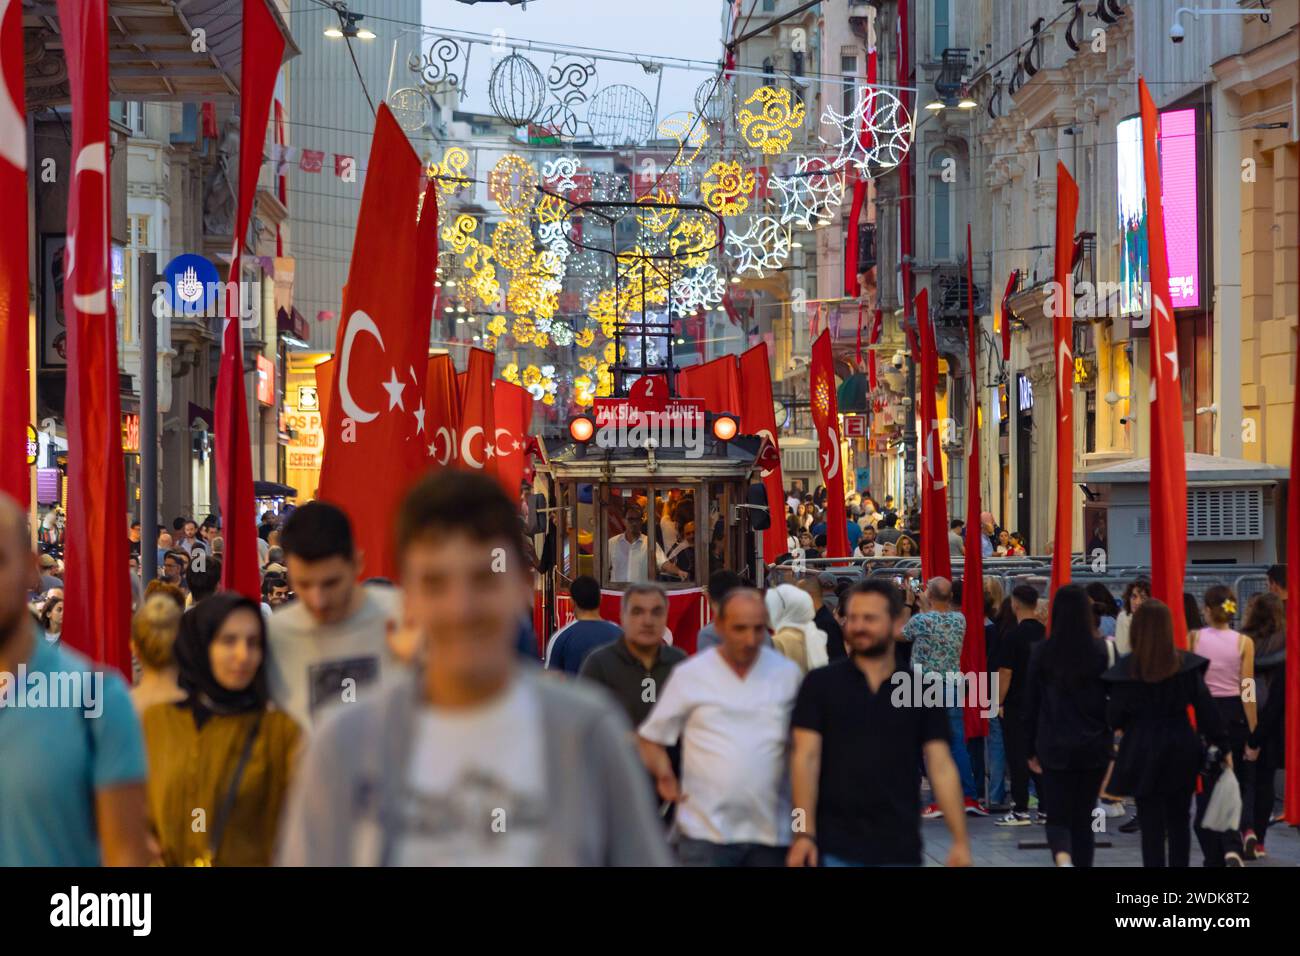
[891,350,906,370]
[1119,415,1135,426]
[1103,390,1120,406]
[1169,21,1185,43]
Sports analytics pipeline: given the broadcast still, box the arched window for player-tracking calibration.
[929,149,954,261]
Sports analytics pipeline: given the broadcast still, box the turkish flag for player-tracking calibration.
[1000,270,1018,362]
[960,224,987,740]
[299,148,324,173]
[0,0,29,508]
[314,357,334,435]
[739,343,786,564]
[917,288,952,581]
[424,353,460,468]
[677,354,742,413]
[1049,162,1079,598]
[493,380,534,498]
[457,348,497,478]
[55,0,131,674]
[1139,79,1189,646]
[318,105,435,580]
[810,331,849,558]
[214,0,284,600]
[1286,299,1300,824]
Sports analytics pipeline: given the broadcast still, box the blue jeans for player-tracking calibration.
[946,706,977,799]
[986,715,1007,805]
[676,838,787,867]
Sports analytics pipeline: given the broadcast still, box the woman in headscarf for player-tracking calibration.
[764,584,828,675]
[141,593,301,866]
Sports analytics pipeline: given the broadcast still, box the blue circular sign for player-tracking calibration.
[162,254,220,315]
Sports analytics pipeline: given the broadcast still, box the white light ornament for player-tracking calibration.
[724,217,791,278]
[820,87,914,174]
[670,265,726,315]
[541,155,581,193]
[770,155,845,229]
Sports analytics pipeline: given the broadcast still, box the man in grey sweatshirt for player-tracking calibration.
[277,471,671,866]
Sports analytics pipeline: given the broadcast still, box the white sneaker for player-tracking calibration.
[995,811,1032,827]
[1100,800,1126,818]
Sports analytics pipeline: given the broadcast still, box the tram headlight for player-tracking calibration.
[712,412,739,442]
[569,414,595,444]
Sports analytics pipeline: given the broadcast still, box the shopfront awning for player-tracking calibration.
[23,0,298,106]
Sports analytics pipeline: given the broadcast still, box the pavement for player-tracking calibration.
[919,803,1300,867]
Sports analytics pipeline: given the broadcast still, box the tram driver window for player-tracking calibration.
[606,491,674,585]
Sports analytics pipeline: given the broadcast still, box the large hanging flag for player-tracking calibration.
[676,354,742,412]
[424,353,460,468]
[1286,319,1300,824]
[457,348,497,478]
[844,173,866,298]
[1138,77,1189,646]
[739,342,787,565]
[999,270,1018,362]
[317,105,433,579]
[867,307,883,391]
[916,288,952,581]
[214,0,284,600]
[55,0,131,674]
[960,225,987,740]
[1049,162,1079,598]
[810,331,849,558]
[0,0,28,508]
[492,380,534,499]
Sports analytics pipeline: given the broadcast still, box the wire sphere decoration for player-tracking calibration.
[387,87,432,133]
[586,84,655,147]
[488,52,547,127]
[694,75,736,125]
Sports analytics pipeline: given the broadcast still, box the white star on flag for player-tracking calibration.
[414,400,426,434]
[382,368,405,410]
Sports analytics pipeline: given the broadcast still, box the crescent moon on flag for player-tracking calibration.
[494,427,514,458]
[69,142,109,315]
[433,426,454,466]
[338,309,384,424]
[0,2,26,172]
[822,425,841,480]
[460,425,486,469]
[757,428,777,478]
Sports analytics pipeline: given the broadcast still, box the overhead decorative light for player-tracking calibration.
[325,8,374,40]
[925,98,946,112]
[957,93,978,110]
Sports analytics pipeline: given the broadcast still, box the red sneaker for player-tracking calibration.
[921,803,944,820]
[964,797,989,816]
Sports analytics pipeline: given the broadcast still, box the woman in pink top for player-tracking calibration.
[1188,585,1256,866]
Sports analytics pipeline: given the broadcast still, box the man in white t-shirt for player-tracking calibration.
[608,503,683,583]
[638,587,802,866]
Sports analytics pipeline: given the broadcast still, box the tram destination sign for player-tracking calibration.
[592,376,706,456]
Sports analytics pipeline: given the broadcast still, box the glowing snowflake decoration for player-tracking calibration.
[770,155,845,229]
[671,265,726,315]
[820,86,913,174]
[725,216,791,277]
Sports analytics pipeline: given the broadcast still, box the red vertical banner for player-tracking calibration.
[867,307,883,391]
[424,353,460,468]
[492,380,534,499]
[960,224,987,739]
[214,0,285,600]
[458,347,497,478]
[1000,270,1018,362]
[1286,316,1300,824]
[55,0,131,673]
[810,331,849,558]
[1138,78,1189,647]
[314,357,334,437]
[676,354,742,412]
[844,174,866,298]
[1049,162,1079,598]
[917,288,952,581]
[0,0,29,508]
[739,343,786,565]
[274,98,286,256]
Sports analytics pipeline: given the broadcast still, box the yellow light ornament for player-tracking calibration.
[737,86,806,155]
[701,161,755,216]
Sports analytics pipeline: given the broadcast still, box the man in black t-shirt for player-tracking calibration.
[995,584,1047,826]
[787,579,972,867]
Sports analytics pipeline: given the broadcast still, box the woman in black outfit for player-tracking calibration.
[1240,592,1286,858]
[1024,585,1112,867]
[1102,599,1228,867]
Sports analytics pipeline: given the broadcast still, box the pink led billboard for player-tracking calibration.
[1117,106,1202,314]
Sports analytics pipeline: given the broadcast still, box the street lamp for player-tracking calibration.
[324,6,376,40]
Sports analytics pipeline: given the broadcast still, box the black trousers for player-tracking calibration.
[1244,752,1278,841]
[1040,766,1107,867]
[1002,705,1039,813]
[1135,789,1194,867]
[1194,697,1249,865]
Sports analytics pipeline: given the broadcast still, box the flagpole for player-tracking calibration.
[138,253,157,584]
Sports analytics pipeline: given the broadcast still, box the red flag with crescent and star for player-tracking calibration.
[960,224,987,740]
[810,331,849,558]
[492,380,535,499]
[917,287,952,582]
[317,104,435,580]
[1138,78,1189,646]
[457,348,498,479]
[424,353,460,469]
[1049,162,1079,598]
[739,342,786,564]
[0,0,29,509]
[55,0,132,674]
[214,0,285,600]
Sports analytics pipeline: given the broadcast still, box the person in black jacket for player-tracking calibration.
[1102,599,1229,868]
[1242,591,1286,858]
[1024,585,1112,866]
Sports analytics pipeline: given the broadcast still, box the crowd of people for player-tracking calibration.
[0,473,1292,868]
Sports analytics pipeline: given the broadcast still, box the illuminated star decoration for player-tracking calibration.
[736,85,806,155]
[820,86,913,174]
[701,161,756,216]
[770,155,845,229]
[671,264,726,315]
[724,216,791,277]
